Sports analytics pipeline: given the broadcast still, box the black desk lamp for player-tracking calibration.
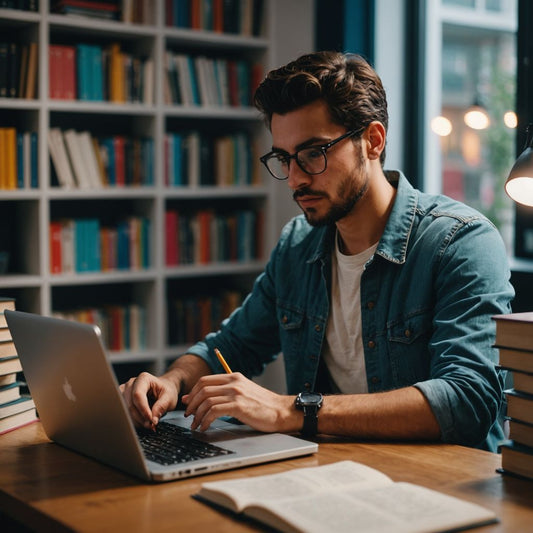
[505,123,533,207]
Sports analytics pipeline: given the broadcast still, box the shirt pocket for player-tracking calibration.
[276,304,305,359]
[387,310,433,386]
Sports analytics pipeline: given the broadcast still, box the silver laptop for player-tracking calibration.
[5,310,317,482]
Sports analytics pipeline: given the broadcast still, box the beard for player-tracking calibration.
[293,151,369,227]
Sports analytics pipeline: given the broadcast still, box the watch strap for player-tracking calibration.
[301,404,319,436]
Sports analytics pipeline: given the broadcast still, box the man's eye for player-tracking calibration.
[303,147,323,160]
[273,153,289,164]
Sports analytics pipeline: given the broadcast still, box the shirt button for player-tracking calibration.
[404,329,411,338]
[314,324,321,332]
[367,301,375,310]
[304,382,311,390]
[281,315,288,324]
[367,340,376,349]
[371,376,380,384]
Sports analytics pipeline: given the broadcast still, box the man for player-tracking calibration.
[121,52,514,451]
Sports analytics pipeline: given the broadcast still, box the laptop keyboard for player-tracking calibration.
[137,421,235,466]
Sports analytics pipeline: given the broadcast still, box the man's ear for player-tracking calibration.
[364,121,386,161]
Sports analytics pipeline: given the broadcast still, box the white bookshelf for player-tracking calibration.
[0,0,275,375]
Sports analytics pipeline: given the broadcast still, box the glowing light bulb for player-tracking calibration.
[503,111,517,129]
[464,107,490,130]
[431,116,452,137]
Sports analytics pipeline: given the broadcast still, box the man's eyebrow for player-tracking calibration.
[271,137,328,153]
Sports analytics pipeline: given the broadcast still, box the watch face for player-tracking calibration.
[298,392,323,406]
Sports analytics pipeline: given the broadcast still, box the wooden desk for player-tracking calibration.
[1,422,532,532]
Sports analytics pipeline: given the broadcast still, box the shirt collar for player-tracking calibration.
[310,170,418,265]
[375,170,418,265]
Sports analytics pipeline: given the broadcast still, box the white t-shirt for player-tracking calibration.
[322,234,378,394]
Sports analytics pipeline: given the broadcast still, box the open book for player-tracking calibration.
[194,461,497,533]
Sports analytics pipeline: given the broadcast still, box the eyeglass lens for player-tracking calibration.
[266,147,326,179]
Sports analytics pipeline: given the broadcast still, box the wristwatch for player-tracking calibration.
[295,391,323,436]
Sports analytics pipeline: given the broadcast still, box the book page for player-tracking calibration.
[199,461,392,512]
[249,481,496,533]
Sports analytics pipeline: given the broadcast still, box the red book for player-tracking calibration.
[62,45,77,100]
[198,210,213,264]
[251,62,263,101]
[54,0,120,12]
[227,60,239,107]
[113,136,125,186]
[226,214,237,261]
[49,221,63,274]
[109,306,123,351]
[165,0,173,26]
[190,0,201,29]
[213,0,224,32]
[198,297,212,338]
[165,210,179,266]
[48,45,61,99]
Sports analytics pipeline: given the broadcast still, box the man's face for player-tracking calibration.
[270,100,368,227]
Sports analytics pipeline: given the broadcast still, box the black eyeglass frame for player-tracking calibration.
[259,126,365,181]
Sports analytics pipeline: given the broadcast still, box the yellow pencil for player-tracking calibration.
[214,348,232,374]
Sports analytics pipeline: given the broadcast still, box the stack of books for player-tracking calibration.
[0,298,37,435]
[493,312,533,480]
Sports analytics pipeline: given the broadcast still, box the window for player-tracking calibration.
[423,0,517,253]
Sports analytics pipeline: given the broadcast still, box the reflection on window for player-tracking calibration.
[428,0,517,253]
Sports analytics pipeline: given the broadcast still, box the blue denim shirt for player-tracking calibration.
[186,171,514,451]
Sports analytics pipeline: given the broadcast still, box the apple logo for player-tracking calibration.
[63,377,77,402]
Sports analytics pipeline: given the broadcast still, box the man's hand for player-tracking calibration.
[120,372,179,430]
[182,372,301,433]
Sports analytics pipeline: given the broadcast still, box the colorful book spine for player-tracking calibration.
[164,208,260,266]
[53,304,147,353]
[49,217,150,274]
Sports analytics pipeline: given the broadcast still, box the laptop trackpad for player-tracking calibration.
[162,411,263,442]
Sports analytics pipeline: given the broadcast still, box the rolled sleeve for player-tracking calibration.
[417,217,513,449]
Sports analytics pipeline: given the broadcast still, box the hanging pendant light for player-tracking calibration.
[464,97,490,130]
[505,124,533,207]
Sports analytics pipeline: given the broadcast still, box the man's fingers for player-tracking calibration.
[121,373,160,428]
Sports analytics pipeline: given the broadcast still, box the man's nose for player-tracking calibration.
[287,161,312,190]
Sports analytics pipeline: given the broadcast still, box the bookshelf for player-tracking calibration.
[0,0,274,377]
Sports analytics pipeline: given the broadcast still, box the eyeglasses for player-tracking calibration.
[260,127,364,181]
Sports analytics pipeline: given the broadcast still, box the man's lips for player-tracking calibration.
[293,190,327,208]
[296,196,323,208]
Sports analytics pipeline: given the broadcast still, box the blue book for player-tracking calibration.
[74,219,87,272]
[101,138,116,186]
[143,218,150,267]
[173,0,189,27]
[91,45,104,101]
[86,218,101,272]
[16,132,24,189]
[30,132,38,188]
[203,0,214,30]
[76,44,91,101]
[172,133,183,186]
[237,60,250,106]
[147,137,154,185]
[117,221,130,270]
[187,56,200,105]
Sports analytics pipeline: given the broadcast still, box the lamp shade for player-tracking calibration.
[505,125,533,207]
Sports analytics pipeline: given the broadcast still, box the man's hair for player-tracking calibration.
[254,51,388,164]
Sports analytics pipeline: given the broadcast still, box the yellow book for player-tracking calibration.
[109,43,125,103]
[0,129,6,188]
[5,127,17,189]
[24,42,38,99]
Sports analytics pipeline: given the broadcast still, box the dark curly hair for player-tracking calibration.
[254,51,388,165]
